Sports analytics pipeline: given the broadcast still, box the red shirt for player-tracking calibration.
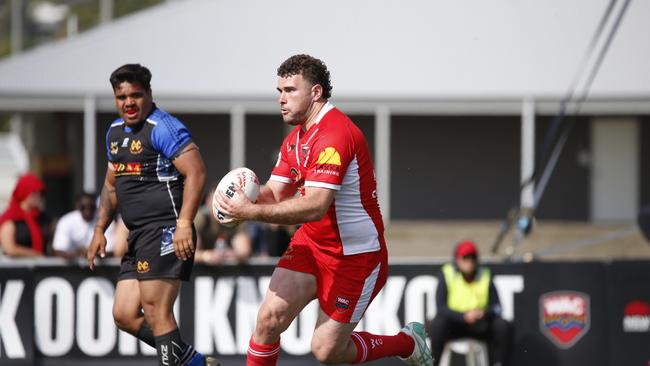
[270,103,385,256]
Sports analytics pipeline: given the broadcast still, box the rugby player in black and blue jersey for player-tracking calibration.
[87,64,218,366]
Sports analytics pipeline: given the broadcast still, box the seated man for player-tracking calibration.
[52,193,126,259]
[430,240,511,366]
[194,186,253,264]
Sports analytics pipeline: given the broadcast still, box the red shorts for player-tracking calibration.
[276,242,388,323]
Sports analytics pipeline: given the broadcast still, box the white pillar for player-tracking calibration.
[375,106,391,223]
[67,13,78,36]
[99,0,113,25]
[591,118,639,221]
[84,95,97,192]
[520,98,535,209]
[10,0,23,54]
[230,105,246,170]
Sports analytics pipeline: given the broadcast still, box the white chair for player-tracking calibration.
[439,338,489,366]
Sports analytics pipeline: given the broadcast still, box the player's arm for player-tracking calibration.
[172,143,206,260]
[87,164,117,269]
[217,185,334,226]
[256,179,297,204]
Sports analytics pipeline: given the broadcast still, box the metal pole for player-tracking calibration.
[230,104,246,170]
[520,98,535,209]
[375,105,391,223]
[67,13,79,37]
[84,95,97,192]
[10,0,23,55]
[99,0,114,25]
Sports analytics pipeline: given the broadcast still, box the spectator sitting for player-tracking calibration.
[0,173,51,257]
[245,221,294,257]
[194,186,252,264]
[52,192,128,259]
[430,240,512,366]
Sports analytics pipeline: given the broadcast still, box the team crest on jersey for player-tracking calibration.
[130,139,143,154]
[110,141,119,155]
[136,260,150,273]
[540,291,590,349]
[301,145,310,155]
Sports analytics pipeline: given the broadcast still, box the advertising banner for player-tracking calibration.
[0,261,648,365]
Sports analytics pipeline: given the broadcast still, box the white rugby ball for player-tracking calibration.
[212,167,260,227]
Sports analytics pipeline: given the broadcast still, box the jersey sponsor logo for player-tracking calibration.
[121,137,130,147]
[136,260,150,273]
[316,147,341,165]
[110,141,119,155]
[315,147,341,176]
[623,300,650,332]
[161,227,176,256]
[335,296,350,313]
[290,168,305,195]
[316,164,340,176]
[129,139,143,154]
[112,162,142,176]
[539,291,590,349]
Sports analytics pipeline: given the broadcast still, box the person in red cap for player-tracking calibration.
[0,173,51,257]
[429,240,511,366]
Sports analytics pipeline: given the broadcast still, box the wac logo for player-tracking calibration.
[539,291,590,349]
[130,139,143,154]
[335,296,350,313]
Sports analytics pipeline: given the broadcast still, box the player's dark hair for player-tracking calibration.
[109,64,152,91]
[277,54,332,99]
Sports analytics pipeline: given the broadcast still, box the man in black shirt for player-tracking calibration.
[87,64,217,366]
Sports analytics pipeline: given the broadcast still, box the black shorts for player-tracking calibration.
[118,223,196,282]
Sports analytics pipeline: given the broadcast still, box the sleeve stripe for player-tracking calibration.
[304,181,341,190]
[269,174,292,183]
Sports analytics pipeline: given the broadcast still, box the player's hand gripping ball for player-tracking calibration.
[212,167,260,227]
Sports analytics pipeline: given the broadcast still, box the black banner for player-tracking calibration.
[0,261,649,365]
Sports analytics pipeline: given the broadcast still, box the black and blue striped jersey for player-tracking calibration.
[105,105,192,230]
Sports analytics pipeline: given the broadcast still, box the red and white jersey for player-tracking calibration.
[270,102,385,256]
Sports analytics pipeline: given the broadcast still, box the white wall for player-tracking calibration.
[591,118,639,221]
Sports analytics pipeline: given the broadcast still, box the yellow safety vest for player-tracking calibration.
[442,263,490,313]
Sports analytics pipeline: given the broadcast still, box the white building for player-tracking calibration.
[0,0,648,221]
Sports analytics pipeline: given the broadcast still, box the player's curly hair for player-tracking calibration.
[109,64,152,91]
[277,54,332,99]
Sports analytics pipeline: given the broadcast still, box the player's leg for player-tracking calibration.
[140,278,203,366]
[136,225,217,366]
[311,249,431,365]
[310,309,416,364]
[112,278,155,348]
[113,231,157,348]
[247,267,317,366]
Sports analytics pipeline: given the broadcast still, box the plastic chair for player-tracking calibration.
[439,338,488,366]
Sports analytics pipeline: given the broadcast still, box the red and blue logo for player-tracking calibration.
[539,291,590,349]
